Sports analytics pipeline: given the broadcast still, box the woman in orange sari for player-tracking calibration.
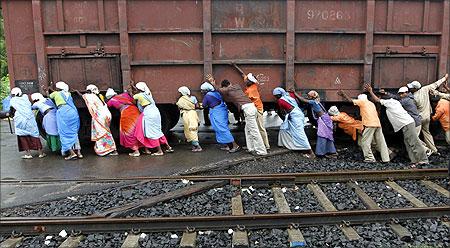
[106,87,142,156]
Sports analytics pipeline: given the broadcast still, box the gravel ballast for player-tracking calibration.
[283,185,323,212]
[78,233,126,248]
[131,185,236,217]
[241,187,277,215]
[358,181,414,209]
[249,229,289,248]
[1,180,187,217]
[138,232,181,248]
[320,182,366,210]
[196,231,231,248]
[396,180,449,206]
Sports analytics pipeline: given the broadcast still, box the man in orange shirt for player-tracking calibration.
[431,89,450,144]
[232,63,270,149]
[338,90,390,163]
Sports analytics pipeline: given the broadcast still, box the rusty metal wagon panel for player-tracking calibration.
[2,0,449,103]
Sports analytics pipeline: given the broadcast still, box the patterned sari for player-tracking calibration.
[107,93,141,150]
[82,93,117,156]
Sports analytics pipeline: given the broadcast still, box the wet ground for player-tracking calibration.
[0,112,284,207]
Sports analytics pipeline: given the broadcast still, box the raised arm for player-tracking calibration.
[292,90,309,103]
[364,83,380,103]
[231,62,245,78]
[423,73,449,91]
[380,89,400,100]
[205,74,217,87]
[337,90,353,102]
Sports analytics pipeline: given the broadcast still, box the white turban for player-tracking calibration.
[31,92,45,102]
[55,81,69,92]
[11,87,22,97]
[398,86,409,93]
[246,73,258,83]
[136,82,151,95]
[407,81,421,89]
[86,84,99,94]
[178,86,190,96]
[200,82,214,92]
[328,106,340,116]
[105,88,117,99]
[358,94,368,100]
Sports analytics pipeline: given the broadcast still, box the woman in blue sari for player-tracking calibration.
[8,88,45,159]
[200,82,240,153]
[273,87,314,158]
[49,81,83,160]
[292,90,337,157]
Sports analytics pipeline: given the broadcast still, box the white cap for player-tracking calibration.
[136,82,151,95]
[246,73,258,83]
[398,86,409,93]
[105,88,117,99]
[86,84,99,94]
[31,92,45,102]
[55,81,69,92]
[328,106,340,116]
[11,87,22,96]
[177,86,190,96]
[357,94,368,100]
[407,81,421,89]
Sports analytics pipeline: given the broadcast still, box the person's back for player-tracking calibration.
[352,98,381,128]
[331,112,363,141]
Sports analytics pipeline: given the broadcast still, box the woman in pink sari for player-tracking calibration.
[106,87,143,157]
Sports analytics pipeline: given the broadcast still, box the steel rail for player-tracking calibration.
[1,207,448,235]
[1,168,447,185]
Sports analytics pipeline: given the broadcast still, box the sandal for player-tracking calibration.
[151,152,164,156]
[409,163,417,168]
[21,155,33,159]
[65,154,77,160]
[129,152,141,157]
[108,151,119,156]
[38,153,47,158]
[77,154,84,159]
[228,146,241,153]
[165,147,174,153]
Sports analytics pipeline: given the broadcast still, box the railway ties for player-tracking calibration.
[0,169,449,247]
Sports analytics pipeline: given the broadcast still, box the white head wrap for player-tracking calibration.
[407,81,421,89]
[105,88,117,99]
[178,86,190,96]
[86,84,99,94]
[11,87,22,97]
[55,81,69,92]
[398,86,409,93]
[200,82,215,92]
[246,73,258,83]
[328,106,340,116]
[357,94,368,101]
[31,92,45,102]
[136,82,151,95]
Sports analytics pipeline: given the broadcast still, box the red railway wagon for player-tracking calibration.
[2,0,449,133]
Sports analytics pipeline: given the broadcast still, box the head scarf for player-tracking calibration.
[407,81,421,89]
[328,106,340,116]
[398,86,409,93]
[272,87,288,96]
[358,94,368,101]
[31,92,45,102]
[307,90,319,99]
[200,82,215,92]
[11,87,22,97]
[55,81,69,92]
[105,88,117,99]
[136,82,151,95]
[178,86,191,96]
[245,73,258,83]
[86,84,99,94]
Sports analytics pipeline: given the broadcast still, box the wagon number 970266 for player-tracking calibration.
[307,10,351,21]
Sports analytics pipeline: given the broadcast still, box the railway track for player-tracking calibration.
[1,169,449,247]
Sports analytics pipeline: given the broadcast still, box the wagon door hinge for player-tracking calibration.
[60,48,66,57]
[386,47,391,55]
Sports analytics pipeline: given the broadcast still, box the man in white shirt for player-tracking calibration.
[407,74,448,155]
[365,84,428,166]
